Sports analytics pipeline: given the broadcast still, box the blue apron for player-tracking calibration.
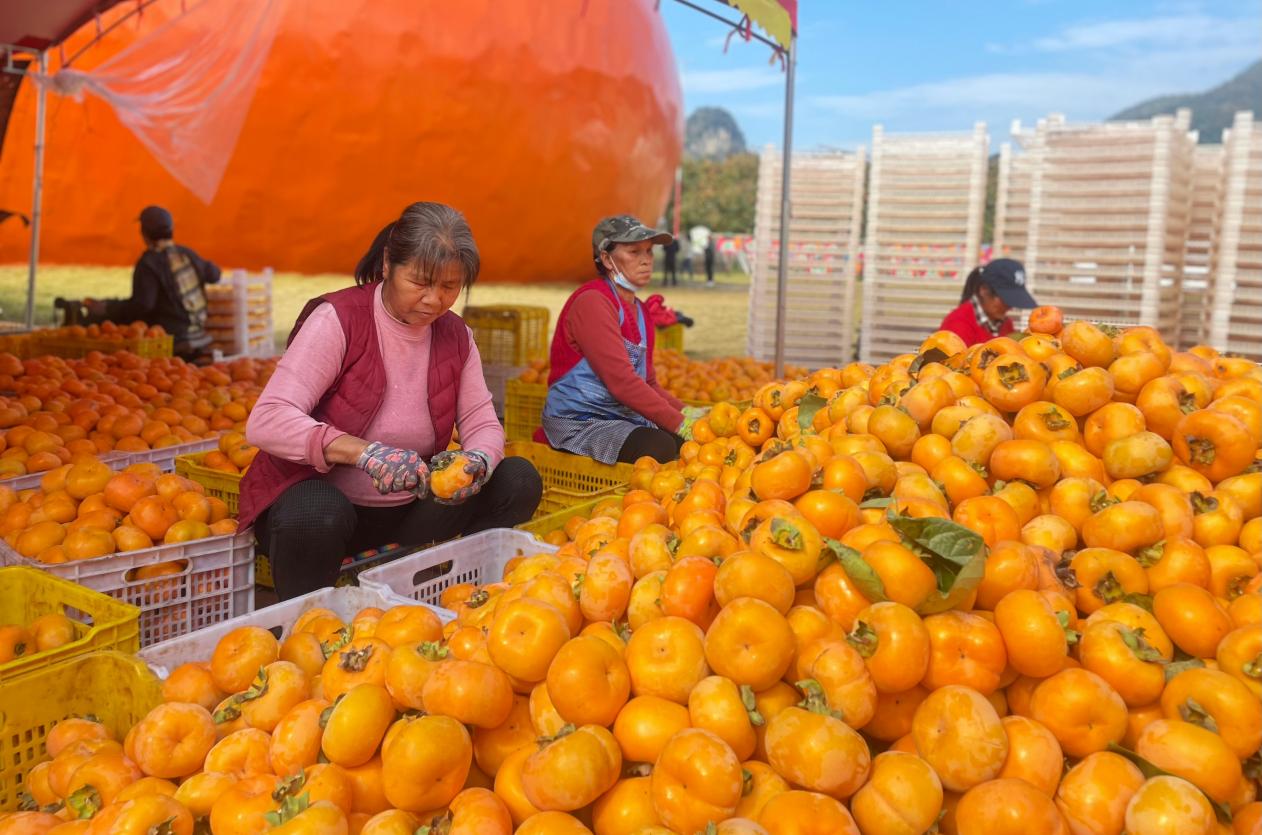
[542,281,655,464]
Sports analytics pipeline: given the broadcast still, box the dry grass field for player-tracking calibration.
[0,264,753,358]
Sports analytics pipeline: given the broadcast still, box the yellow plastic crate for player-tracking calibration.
[0,567,141,681]
[504,378,547,442]
[681,398,752,410]
[505,441,632,517]
[32,333,174,359]
[255,554,274,589]
[0,651,161,809]
[175,452,242,515]
[0,333,37,360]
[463,305,549,366]
[516,496,611,539]
[656,323,685,353]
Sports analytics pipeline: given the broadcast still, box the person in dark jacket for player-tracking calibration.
[86,206,221,362]
[661,237,680,286]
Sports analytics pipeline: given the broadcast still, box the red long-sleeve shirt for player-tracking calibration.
[939,300,1014,347]
[552,283,685,431]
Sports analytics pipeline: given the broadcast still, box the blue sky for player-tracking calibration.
[658,0,1262,150]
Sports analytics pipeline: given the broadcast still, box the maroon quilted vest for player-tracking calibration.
[238,283,469,529]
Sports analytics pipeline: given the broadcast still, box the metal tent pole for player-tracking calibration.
[672,165,682,238]
[773,36,796,378]
[25,50,47,330]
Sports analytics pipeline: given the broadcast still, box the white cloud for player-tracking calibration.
[807,21,1259,132]
[1031,13,1254,51]
[985,11,1260,54]
[809,72,1154,123]
[681,66,784,94]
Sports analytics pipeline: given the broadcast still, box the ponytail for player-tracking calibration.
[354,222,395,285]
[960,266,984,303]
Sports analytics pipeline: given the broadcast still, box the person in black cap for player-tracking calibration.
[86,205,221,362]
[938,258,1038,347]
[538,214,708,465]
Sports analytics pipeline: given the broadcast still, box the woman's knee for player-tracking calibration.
[619,428,680,464]
[492,456,544,502]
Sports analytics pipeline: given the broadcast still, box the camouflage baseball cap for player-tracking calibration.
[592,215,673,263]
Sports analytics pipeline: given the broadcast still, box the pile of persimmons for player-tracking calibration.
[0,350,275,479]
[37,321,168,345]
[518,350,806,406]
[652,350,807,405]
[0,612,78,664]
[5,307,1261,835]
[0,456,239,564]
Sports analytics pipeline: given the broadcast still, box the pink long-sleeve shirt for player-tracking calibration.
[246,283,505,507]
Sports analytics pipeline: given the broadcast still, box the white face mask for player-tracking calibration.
[603,250,639,293]
[609,269,638,293]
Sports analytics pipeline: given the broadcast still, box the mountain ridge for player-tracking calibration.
[1110,60,1262,143]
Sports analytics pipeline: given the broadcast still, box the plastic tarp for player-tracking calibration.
[30,0,283,203]
[0,1,129,50]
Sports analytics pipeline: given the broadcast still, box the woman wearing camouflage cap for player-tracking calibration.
[539,215,708,464]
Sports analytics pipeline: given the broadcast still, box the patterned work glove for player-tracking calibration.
[356,442,430,496]
[429,449,491,505]
[676,406,710,441]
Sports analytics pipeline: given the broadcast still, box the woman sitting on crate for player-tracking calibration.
[239,202,542,599]
[540,215,707,465]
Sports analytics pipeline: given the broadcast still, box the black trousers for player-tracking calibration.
[255,456,542,600]
[616,427,683,464]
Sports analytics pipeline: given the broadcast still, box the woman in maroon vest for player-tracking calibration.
[240,202,542,599]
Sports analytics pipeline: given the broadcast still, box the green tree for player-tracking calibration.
[666,152,758,234]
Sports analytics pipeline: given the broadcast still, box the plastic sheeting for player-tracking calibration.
[31,0,283,204]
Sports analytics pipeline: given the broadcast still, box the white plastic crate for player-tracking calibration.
[205,268,275,359]
[748,146,865,369]
[860,123,990,363]
[119,437,220,473]
[1014,111,1194,344]
[358,529,557,612]
[138,585,434,679]
[1205,112,1262,360]
[0,530,255,647]
[0,451,130,492]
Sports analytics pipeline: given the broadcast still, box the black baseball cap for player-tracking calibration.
[978,258,1037,309]
[592,215,673,264]
[138,205,173,239]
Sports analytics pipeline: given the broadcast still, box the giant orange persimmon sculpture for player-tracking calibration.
[0,0,683,282]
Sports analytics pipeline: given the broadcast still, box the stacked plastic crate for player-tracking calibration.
[205,268,275,359]
[1179,143,1224,349]
[1020,111,1195,339]
[860,124,989,363]
[993,137,1036,264]
[462,305,549,418]
[1205,111,1262,360]
[748,146,866,368]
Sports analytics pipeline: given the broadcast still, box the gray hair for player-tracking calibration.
[355,202,480,288]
